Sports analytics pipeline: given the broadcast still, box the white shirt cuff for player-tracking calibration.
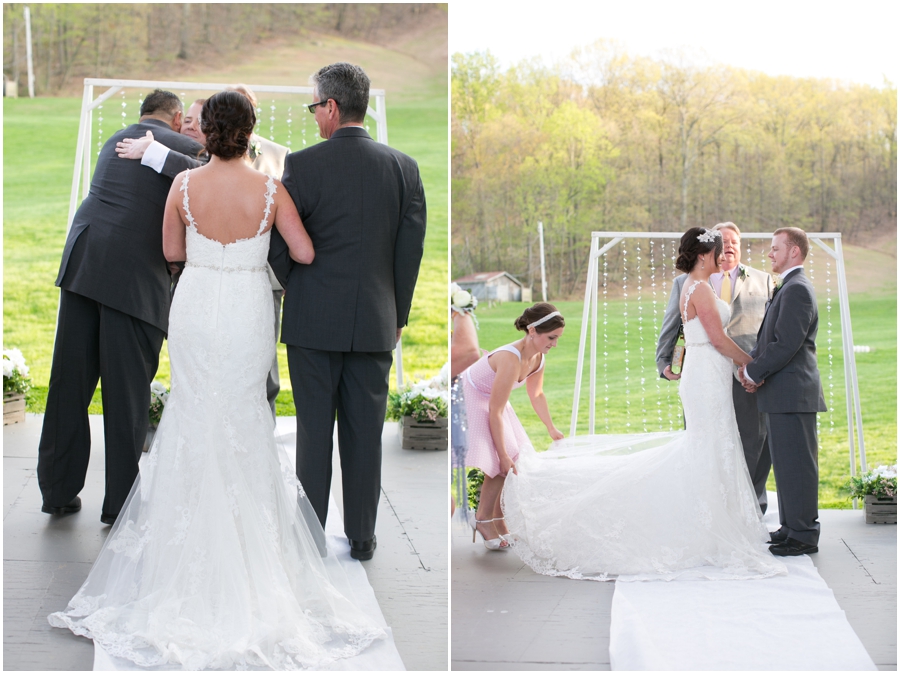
[141,141,170,173]
[744,370,758,386]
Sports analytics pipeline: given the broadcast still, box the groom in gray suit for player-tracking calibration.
[656,222,774,512]
[740,227,826,556]
[268,63,426,560]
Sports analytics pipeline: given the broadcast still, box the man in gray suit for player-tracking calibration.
[268,63,426,561]
[656,222,774,512]
[38,90,204,524]
[740,227,826,556]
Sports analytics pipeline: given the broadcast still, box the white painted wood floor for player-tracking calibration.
[451,503,896,671]
[4,414,448,671]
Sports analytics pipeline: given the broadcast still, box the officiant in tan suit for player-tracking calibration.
[656,222,775,512]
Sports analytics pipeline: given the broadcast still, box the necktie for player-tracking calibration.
[720,272,732,303]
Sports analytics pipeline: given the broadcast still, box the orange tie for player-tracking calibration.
[720,272,732,303]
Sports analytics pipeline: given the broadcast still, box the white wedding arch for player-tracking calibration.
[66,78,404,384]
[570,231,867,485]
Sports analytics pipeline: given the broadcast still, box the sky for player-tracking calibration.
[449,0,899,88]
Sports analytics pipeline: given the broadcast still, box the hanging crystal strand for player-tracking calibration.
[96,103,103,157]
[671,239,680,430]
[806,250,820,435]
[650,238,662,431]
[623,245,631,430]
[603,252,610,433]
[286,105,293,150]
[120,89,127,128]
[637,240,647,432]
[301,108,308,147]
[269,99,276,141]
[826,258,835,433]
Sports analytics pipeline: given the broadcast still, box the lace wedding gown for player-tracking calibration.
[503,281,787,582]
[49,172,386,669]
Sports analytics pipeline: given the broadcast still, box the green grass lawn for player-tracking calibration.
[471,293,896,508]
[4,90,447,416]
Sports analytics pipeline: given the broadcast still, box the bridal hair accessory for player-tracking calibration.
[528,311,562,330]
[697,229,722,243]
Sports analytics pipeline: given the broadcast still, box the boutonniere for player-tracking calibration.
[249,139,262,160]
[738,265,747,281]
[772,276,784,295]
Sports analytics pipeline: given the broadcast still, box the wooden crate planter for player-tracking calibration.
[864,495,897,524]
[400,415,448,451]
[3,392,26,425]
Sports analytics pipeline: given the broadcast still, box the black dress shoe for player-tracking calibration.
[769,538,818,556]
[100,513,118,526]
[41,496,81,516]
[349,536,377,561]
[767,529,788,545]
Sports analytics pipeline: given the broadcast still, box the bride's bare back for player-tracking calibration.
[179,161,276,244]
[163,156,313,265]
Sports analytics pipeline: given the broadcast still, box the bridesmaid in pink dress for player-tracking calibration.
[462,303,566,549]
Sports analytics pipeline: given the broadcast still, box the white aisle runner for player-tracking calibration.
[609,503,876,670]
[93,424,404,671]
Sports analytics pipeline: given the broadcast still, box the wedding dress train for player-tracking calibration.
[503,284,787,581]
[49,173,386,669]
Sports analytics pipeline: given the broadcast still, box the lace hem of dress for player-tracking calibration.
[48,605,384,670]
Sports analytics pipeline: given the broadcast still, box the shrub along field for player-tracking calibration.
[469,276,896,509]
[3,36,448,417]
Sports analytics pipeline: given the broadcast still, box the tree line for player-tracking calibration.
[3,3,443,94]
[452,44,897,297]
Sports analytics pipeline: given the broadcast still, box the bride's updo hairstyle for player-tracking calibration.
[676,226,724,273]
[201,91,256,160]
[515,303,565,334]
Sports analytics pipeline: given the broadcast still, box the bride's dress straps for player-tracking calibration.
[256,175,277,237]
[179,169,198,232]
[682,279,702,322]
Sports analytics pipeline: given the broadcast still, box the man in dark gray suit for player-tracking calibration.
[38,90,204,525]
[656,222,774,512]
[268,63,426,561]
[740,227,826,556]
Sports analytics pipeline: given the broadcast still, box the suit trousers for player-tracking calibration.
[287,346,393,541]
[732,378,771,513]
[766,412,820,546]
[266,289,284,419]
[37,289,165,518]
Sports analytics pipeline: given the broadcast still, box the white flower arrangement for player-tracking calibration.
[3,348,32,395]
[847,464,897,500]
[387,362,450,422]
[149,381,170,426]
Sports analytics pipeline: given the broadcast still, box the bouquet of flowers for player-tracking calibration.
[847,465,897,500]
[387,363,450,422]
[3,348,32,395]
[149,381,169,427]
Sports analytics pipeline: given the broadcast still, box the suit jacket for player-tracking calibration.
[268,126,426,352]
[56,119,204,333]
[250,135,289,179]
[656,265,773,377]
[747,268,826,413]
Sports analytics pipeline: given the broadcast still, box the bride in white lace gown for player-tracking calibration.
[503,227,787,582]
[49,92,387,669]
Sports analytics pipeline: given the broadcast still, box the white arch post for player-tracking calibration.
[67,78,402,387]
[571,231,867,497]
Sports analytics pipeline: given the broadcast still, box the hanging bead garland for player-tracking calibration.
[826,258,835,433]
[602,252,610,433]
[120,89,127,128]
[636,240,647,432]
[286,105,293,149]
[622,245,631,430]
[650,239,663,430]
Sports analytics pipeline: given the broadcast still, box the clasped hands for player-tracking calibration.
[737,364,764,393]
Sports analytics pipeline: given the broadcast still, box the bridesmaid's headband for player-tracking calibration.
[528,311,562,330]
